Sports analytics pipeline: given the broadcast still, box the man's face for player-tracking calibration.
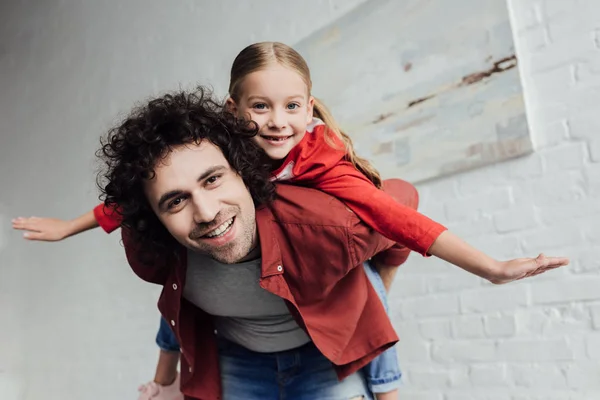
[143,141,257,263]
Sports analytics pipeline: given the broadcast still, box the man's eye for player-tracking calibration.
[206,175,221,185]
[168,197,184,209]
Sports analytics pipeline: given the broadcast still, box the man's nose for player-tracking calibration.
[191,195,219,224]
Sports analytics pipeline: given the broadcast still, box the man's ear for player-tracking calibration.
[225,97,238,115]
[307,96,315,124]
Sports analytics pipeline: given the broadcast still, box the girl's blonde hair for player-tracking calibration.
[228,41,382,188]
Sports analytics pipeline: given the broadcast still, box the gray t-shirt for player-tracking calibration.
[184,249,310,353]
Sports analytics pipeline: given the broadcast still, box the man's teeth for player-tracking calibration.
[205,218,234,238]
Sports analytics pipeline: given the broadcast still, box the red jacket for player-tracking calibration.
[122,182,444,399]
[93,202,121,233]
[271,119,445,256]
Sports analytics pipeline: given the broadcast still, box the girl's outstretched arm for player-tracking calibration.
[12,210,99,241]
[428,230,569,284]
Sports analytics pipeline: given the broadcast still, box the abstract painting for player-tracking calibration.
[295,0,532,183]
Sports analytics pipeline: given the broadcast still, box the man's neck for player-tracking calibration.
[238,245,261,262]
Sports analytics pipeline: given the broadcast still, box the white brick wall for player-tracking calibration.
[1,0,599,399]
[390,1,600,399]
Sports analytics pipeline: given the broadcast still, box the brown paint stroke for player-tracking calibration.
[460,55,517,86]
[372,112,395,123]
[407,94,435,108]
[404,54,518,109]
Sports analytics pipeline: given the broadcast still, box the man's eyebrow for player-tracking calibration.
[156,165,228,210]
[197,165,227,182]
[157,190,183,210]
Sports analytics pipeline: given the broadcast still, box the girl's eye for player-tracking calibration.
[287,103,300,110]
[253,103,267,110]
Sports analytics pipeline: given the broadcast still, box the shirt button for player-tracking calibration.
[172,283,178,290]
[277,265,283,272]
[171,320,175,326]
[189,366,193,373]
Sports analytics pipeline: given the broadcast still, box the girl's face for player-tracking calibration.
[228,64,314,161]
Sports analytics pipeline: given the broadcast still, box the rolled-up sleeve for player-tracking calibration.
[93,203,122,233]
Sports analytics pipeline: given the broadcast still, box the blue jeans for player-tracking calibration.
[218,337,373,400]
[362,261,402,393]
[156,316,180,352]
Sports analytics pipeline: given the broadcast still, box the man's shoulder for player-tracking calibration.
[120,227,178,285]
[261,183,358,227]
[256,183,396,271]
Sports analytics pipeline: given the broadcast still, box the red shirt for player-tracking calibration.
[121,182,445,400]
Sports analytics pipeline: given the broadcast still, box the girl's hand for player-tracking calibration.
[12,216,72,241]
[488,254,569,284]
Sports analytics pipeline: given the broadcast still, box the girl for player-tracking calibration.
[219,41,568,399]
[14,42,568,400]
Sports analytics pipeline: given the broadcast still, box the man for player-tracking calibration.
[98,87,426,399]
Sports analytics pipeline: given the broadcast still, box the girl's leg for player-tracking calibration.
[153,317,181,385]
[152,350,180,386]
[137,317,183,400]
[362,261,402,399]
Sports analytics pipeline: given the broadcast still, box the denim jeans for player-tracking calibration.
[362,261,402,393]
[218,336,373,400]
[155,316,180,352]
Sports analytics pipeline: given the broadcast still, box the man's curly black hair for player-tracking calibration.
[97,86,275,263]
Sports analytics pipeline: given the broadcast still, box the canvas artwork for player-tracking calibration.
[295,0,532,183]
